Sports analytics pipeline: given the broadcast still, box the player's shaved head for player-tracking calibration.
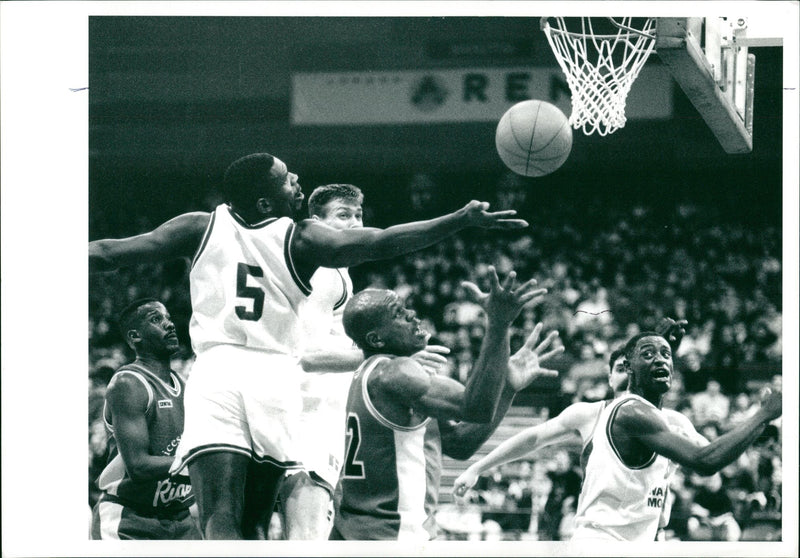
[343,289,397,349]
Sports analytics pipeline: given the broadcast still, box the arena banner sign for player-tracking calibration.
[291,66,673,125]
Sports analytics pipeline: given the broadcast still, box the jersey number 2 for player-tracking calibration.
[343,413,365,479]
[235,262,265,321]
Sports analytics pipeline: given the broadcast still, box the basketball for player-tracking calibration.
[495,100,573,177]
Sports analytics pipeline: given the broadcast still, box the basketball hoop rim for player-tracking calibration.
[540,17,656,40]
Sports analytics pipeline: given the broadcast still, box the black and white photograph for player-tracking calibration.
[1,2,797,557]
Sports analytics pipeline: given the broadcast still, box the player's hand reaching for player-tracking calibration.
[411,344,451,374]
[507,323,563,392]
[459,200,529,230]
[656,317,688,352]
[461,267,547,327]
[452,466,480,498]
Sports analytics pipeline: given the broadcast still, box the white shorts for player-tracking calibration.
[285,371,353,489]
[171,345,304,474]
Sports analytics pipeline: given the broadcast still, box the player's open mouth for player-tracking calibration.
[652,368,670,381]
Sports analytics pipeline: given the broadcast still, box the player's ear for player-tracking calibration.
[126,329,142,346]
[256,197,271,215]
[365,331,384,350]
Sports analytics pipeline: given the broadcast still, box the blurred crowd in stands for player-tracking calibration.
[89,171,783,541]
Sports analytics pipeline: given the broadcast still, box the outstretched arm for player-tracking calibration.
[616,390,781,476]
[89,212,210,272]
[370,268,541,425]
[290,201,528,282]
[105,374,175,480]
[440,323,563,461]
[452,402,598,496]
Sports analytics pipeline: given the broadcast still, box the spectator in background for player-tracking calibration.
[539,450,582,541]
[726,393,759,430]
[573,285,612,333]
[677,348,712,394]
[687,473,742,541]
[691,380,731,428]
[562,341,606,398]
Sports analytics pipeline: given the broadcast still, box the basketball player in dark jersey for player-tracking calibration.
[91,298,201,540]
[332,267,563,540]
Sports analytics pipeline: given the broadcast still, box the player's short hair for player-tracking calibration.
[118,297,160,338]
[222,153,278,210]
[608,347,626,371]
[623,331,666,360]
[307,183,364,218]
[342,289,392,350]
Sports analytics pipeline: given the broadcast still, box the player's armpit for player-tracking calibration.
[89,211,209,271]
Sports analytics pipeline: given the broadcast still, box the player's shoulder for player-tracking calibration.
[171,210,212,227]
[560,400,606,424]
[369,356,430,394]
[106,369,152,407]
[160,211,213,241]
[613,396,667,431]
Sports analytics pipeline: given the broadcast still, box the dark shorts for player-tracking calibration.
[91,499,201,540]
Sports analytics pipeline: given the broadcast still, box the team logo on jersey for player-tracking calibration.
[646,486,666,508]
[158,399,173,408]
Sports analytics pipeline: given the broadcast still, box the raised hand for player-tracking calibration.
[459,200,529,230]
[656,317,688,352]
[461,267,547,327]
[453,467,480,498]
[411,344,451,374]
[507,323,563,392]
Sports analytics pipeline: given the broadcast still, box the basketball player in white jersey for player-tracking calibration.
[89,152,527,539]
[280,183,450,539]
[332,267,564,540]
[452,319,702,539]
[452,319,692,496]
[569,331,781,542]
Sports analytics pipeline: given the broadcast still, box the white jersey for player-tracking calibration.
[189,204,311,355]
[301,266,353,351]
[296,266,356,487]
[572,394,672,542]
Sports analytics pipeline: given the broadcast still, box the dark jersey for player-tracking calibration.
[333,355,441,540]
[97,363,193,514]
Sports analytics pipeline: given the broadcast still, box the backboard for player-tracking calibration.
[655,16,782,154]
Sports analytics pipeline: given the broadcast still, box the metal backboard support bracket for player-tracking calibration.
[655,17,754,154]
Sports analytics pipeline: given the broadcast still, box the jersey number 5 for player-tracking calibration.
[235,262,265,321]
[343,413,365,479]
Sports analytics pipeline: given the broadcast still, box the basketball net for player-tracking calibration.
[542,17,657,136]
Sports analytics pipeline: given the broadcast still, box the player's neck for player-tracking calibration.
[630,387,664,409]
[133,355,173,381]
